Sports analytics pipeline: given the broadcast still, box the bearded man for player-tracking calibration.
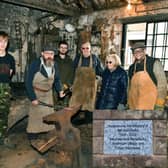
[25,45,64,140]
[70,41,104,125]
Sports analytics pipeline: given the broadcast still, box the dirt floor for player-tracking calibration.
[0,118,92,168]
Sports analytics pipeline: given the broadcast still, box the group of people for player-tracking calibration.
[25,40,167,138]
[97,42,167,111]
[0,30,167,142]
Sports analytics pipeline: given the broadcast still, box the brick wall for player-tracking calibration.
[93,110,167,168]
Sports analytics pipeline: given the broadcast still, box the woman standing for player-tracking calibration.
[96,54,128,110]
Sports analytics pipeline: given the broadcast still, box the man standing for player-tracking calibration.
[25,45,64,139]
[0,31,15,143]
[128,42,167,110]
[70,41,104,124]
[73,41,104,78]
[54,41,74,107]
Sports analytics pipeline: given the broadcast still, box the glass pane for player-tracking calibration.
[164,60,168,71]
[155,35,164,46]
[157,22,166,34]
[124,23,146,70]
[146,47,152,56]
[124,46,133,70]
[147,23,154,34]
[146,35,153,46]
[155,47,163,59]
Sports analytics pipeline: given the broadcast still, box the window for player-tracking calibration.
[122,21,168,71]
[146,22,168,70]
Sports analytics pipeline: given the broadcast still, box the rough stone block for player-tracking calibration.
[108,110,126,119]
[143,110,154,118]
[93,137,103,154]
[153,137,167,155]
[143,110,167,119]
[150,155,167,168]
[93,154,104,167]
[103,156,134,168]
[93,120,104,137]
[153,120,167,136]
[125,110,143,119]
[134,156,153,168]
[94,110,111,119]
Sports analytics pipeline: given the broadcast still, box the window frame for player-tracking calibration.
[120,14,168,71]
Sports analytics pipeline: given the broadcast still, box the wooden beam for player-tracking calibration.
[1,0,80,16]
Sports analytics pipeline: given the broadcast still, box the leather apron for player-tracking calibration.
[27,66,55,133]
[128,57,157,110]
[69,56,97,111]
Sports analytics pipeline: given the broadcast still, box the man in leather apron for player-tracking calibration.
[70,41,104,124]
[128,42,167,110]
[25,45,64,139]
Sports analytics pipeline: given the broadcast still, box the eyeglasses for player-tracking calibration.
[81,47,89,50]
[106,61,113,64]
[60,46,68,49]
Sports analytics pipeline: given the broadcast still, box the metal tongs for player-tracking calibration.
[39,101,54,108]
[38,101,63,110]
[38,87,72,109]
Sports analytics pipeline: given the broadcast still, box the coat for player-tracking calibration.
[96,66,128,109]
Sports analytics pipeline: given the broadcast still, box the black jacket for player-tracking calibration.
[55,55,74,86]
[96,66,128,109]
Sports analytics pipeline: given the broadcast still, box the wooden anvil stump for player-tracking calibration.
[30,105,81,153]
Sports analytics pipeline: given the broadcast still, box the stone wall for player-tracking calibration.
[93,110,167,168]
[77,1,168,62]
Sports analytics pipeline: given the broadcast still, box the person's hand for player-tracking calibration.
[117,104,126,110]
[154,104,164,111]
[59,91,65,98]
[154,98,165,111]
[31,100,39,105]
[63,84,69,90]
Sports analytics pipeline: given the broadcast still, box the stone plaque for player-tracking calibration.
[104,120,152,155]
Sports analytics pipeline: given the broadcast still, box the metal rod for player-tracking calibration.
[38,101,54,108]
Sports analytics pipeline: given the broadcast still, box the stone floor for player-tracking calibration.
[0,118,92,168]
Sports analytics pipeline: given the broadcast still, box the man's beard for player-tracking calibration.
[44,58,54,67]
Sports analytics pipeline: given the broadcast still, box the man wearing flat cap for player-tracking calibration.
[128,42,167,110]
[25,44,65,140]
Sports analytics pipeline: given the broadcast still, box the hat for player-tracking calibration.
[43,45,56,53]
[131,42,145,51]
